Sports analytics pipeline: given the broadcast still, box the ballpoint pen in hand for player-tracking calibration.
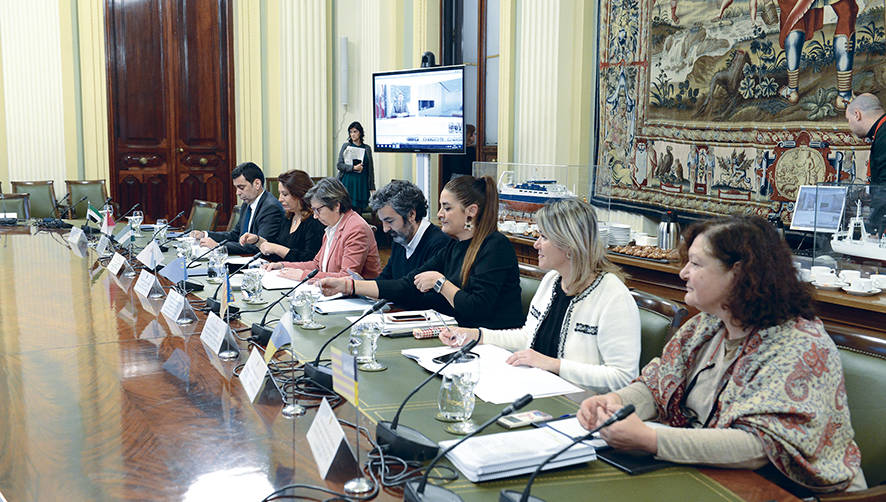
[431,310,465,346]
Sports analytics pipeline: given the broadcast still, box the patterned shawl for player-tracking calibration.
[638,313,860,492]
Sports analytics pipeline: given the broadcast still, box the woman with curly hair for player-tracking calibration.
[577,215,866,495]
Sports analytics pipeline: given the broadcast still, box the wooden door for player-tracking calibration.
[105,0,235,225]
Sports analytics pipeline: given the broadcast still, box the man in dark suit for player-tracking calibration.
[370,180,451,281]
[192,162,285,255]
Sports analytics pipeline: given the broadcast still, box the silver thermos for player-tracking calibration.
[657,210,681,250]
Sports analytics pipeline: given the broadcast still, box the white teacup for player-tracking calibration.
[839,270,861,283]
[813,272,840,284]
[850,278,874,292]
[870,274,886,288]
[811,266,834,276]
[514,222,529,233]
[798,269,813,282]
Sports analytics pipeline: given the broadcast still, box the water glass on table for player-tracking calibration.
[206,246,228,284]
[154,218,168,242]
[299,286,325,330]
[436,353,481,434]
[241,268,264,304]
[349,320,386,372]
[129,210,144,237]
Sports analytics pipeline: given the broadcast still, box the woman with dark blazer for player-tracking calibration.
[240,169,323,262]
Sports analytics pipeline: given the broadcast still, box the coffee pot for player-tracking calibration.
[657,210,680,250]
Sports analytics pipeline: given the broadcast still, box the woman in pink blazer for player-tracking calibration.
[263,177,381,280]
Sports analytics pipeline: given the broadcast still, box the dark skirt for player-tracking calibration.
[341,171,370,212]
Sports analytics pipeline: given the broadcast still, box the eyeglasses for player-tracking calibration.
[310,205,326,214]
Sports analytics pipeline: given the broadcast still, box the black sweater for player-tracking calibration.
[375,231,523,329]
[267,215,324,262]
[377,223,451,280]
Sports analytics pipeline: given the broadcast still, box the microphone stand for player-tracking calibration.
[404,394,534,502]
[303,299,388,391]
[376,339,480,462]
[153,210,186,250]
[248,269,319,346]
[499,404,637,502]
[204,252,263,315]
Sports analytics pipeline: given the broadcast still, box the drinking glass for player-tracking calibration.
[241,268,265,304]
[154,218,168,242]
[130,210,144,237]
[289,294,306,325]
[437,353,481,435]
[206,246,228,284]
[177,236,195,261]
[350,320,386,371]
[299,285,325,330]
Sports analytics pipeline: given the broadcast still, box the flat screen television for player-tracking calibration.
[372,65,465,153]
[790,185,848,233]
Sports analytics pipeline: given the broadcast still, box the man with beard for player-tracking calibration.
[370,180,451,282]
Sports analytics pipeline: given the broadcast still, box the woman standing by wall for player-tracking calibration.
[336,121,375,213]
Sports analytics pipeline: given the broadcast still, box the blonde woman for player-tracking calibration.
[440,198,641,392]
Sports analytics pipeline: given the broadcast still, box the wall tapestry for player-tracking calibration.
[595,0,886,222]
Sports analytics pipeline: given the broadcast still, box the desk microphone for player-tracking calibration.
[304,298,388,391]
[118,202,141,221]
[499,404,636,502]
[153,210,187,250]
[52,192,72,217]
[248,269,318,346]
[204,252,263,315]
[377,339,480,461]
[186,239,229,268]
[404,394,534,502]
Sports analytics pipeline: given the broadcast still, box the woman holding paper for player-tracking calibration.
[336,121,375,213]
[318,175,523,330]
[577,216,866,494]
[240,169,323,262]
[438,198,641,392]
[262,177,381,280]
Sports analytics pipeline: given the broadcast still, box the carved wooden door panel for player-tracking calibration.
[105,0,234,224]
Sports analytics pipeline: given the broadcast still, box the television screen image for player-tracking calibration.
[790,185,849,233]
[372,66,464,153]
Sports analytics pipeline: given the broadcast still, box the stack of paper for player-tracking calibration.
[401,344,583,404]
[314,297,379,314]
[346,310,456,336]
[439,426,596,482]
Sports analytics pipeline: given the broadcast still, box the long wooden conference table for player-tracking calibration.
[0,227,800,501]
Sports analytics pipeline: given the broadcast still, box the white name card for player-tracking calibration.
[200,312,228,354]
[240,347,269,403]
[67,226,86,246]
[96,234,111,256]
[137,240,164,269]
[306,397,357,479]
[107,252,127,275]
[161,289,185,320]
[134,270,156,298]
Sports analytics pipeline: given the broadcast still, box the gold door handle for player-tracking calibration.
[178,147,184,153]
[199,157,208,165]
[139,156,148,165]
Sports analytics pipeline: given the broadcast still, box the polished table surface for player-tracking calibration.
[0,228,800,501]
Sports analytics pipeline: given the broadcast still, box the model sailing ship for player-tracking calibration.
[497,171,576,213]
[830,200,886,261]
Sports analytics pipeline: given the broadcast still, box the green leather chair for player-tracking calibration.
[631,289,689,368]
[11,180,58,218]
[0,193,30,219]
[822,331,886,496]
[266,177,279,198]
[186,200,219,232]
[225,205,241,232]
[66,180,108,219]
[518,263,545,317]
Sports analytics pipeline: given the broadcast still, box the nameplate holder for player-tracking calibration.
[136,240,165,270]
[96,234,111,257]
[306,397,358,481]
[200,311,237,355]
[139,319,166,347]
[240,347,270,403]
[161,289,198,325]
[107,252,127,275]
[67,227,86,247]
[136,292,163,317]
[134,270,165,299]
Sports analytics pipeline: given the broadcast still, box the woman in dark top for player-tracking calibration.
[319,175,523,329]
[240,169,323,262]
[336,121,375,213]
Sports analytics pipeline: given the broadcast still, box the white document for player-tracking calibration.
[200,312,228,354]
[314,297,377,314]
[226,255,266,266]
[134,270,157,297]
[343,145,365,164]
[543,417,607,448]
[260,270,342,300]
[161,289,185,320]
[439,426,596,482]
[136,240,165,269]
[240,347,269,402]
[401,344,583,404]
[306,397,353,479]
[107,252,127,275]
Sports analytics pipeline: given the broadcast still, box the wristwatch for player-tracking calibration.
[433,277,447,293]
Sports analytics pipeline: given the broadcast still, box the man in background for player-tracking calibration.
[846,93,886,234]
[192,162,285,254]
[370,180,451,281]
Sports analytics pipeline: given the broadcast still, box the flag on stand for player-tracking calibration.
[159,256,187,285]
[264,321,293,364]
[220,271,235,319]
[100,210,115,235]
[86,203,102,224]
[331,346,358,406]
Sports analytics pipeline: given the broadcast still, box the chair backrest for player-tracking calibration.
[11,180,57,218]
[829,331,886,487]
[225,204,241,232]
[66,180,108,219]
[518,263,545,317]
[630,289,688,368]
[186,200,220,231]
[0,193,30,219]
[266,177,280,198]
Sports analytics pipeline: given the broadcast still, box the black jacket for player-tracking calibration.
[209,190,286,255]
